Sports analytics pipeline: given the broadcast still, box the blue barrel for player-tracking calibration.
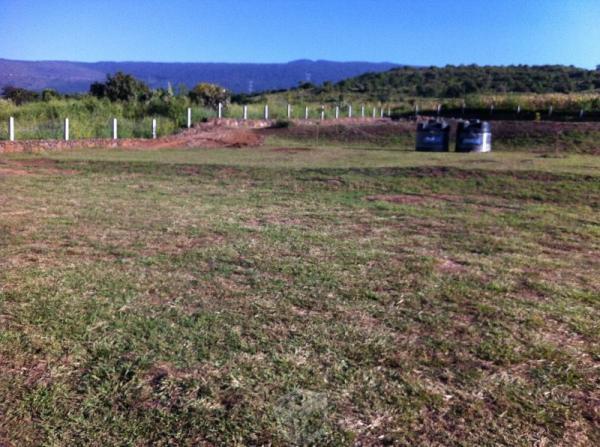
[415,120,450,152]
[456,120,492,153]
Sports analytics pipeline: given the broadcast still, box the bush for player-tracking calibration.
[189,83,230,110]
[1,86,39,105]
[90,72,151,102]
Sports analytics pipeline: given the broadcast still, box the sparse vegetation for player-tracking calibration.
[0,141,598,445]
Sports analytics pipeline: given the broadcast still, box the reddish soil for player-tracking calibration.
[0,167,30,176]
[0,121,264,154]
[0,159,77,176]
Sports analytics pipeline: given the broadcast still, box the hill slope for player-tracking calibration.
[0,58,399,93]
[333,65,600,99]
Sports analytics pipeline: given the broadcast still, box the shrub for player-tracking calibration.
[189,83,230,111]
[1,86,39,105]
[90,72,151,102]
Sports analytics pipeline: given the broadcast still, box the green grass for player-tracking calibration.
[26,143,600,175]
[1,146,598,445]
[0,98,216,140]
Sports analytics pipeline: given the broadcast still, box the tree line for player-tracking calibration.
[333,65,600,100]
[1,72,231,116]
[3,65,600,110]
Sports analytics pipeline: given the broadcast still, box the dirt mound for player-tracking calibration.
[157,123,264,148]
[0,122,264,154]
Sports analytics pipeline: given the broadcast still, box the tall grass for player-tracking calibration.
[0,97,215,140]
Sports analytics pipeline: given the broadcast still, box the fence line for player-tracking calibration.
[2,106,388,141]
[3,101,600,141]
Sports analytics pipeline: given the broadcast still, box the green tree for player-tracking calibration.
[90,72,151,102]
[1,86,39,105]
[189,83,230,110]
[41,89,60,102]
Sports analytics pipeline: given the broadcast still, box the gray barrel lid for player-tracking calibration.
[418,119,450,131]
[459,119,491,132]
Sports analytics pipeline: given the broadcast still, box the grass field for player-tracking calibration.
[1,143,599,445]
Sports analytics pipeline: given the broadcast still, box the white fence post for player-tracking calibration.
[218,102,223,119]
[380,108,384,118]
[287,104,292,119]
[304,106,309,120]
[64,118,69,141]
[152,118,157,139]
[187,107,192,128]
[387,107,391,117]
[361,105,365,118]
[9,117,15,141]
[264,105,269,120]
[348,105,352,118]
[243,105,248,120]
[372,107,376,119]
[320,107,325,121]
[335,106,339,119]
[112,118,118,140]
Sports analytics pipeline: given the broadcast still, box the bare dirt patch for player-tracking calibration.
[437,259,468,274]
[0,167,30,176]
[0,159,77,176]
[366,194,428,205]
[271,147,313,153]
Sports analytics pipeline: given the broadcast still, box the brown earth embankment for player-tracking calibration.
[0,122,264,154]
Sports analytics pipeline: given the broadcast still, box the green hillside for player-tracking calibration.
[244,65,600,104]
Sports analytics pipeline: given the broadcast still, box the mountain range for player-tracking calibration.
[0,58,399,94]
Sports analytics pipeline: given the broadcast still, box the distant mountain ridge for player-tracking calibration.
[0,58,399,93]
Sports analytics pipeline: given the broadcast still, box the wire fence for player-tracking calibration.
[7,118,173,140]
[2,102,600,141]
[396,106,600,122]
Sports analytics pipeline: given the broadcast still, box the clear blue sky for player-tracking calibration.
[1,0,599,68]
